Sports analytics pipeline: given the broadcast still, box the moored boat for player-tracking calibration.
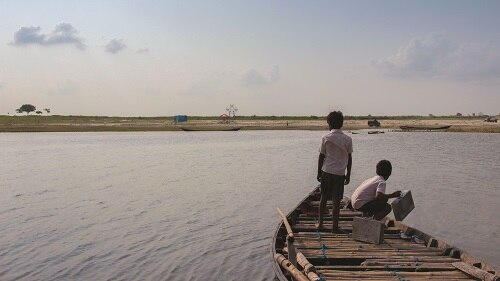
[179,126,242,131]
[400,125,451,131]
[272,185,499,281]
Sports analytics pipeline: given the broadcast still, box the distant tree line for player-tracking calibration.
[15,104,50,115]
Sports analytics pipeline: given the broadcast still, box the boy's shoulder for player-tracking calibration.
[323,129,352,140]
[370,175,385,184]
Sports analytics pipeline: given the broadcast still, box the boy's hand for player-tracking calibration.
[393,191,402,198]
[344,175,350,185]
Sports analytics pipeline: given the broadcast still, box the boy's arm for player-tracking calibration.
[375,190,402,202]
[317,153,325,182]
[344,153,352,185]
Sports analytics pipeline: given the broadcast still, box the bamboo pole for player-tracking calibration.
[296,251,321,281]
[277,207,296,266]
[277,207,294,241]
[275,254,310,281]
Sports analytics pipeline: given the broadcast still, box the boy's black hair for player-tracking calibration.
[327,111,344,129]
[376,160,392,178]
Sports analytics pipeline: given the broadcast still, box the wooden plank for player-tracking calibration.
[320,279,470,281]
[295,245,443,253]
[294,233,405,240]
[297,249,445,258]
[293,241,433,250]
[293,239,440,249]
[298,239,430,245]
[294,239,427,247]
[293,223,401,234]
[318,269,471,277]
[361,257,462,263]
[316,264,457,271]
[452,262,500,281]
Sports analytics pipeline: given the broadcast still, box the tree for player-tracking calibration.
[36,111,43,115]
[17,104,36,115]
[44,108,51,114]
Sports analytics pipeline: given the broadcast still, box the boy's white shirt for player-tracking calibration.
[319,129,353,176]
[351,175,387,210]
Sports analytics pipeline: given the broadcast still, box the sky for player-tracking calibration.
[1,0,500,116]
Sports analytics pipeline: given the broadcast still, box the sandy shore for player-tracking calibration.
[0,117,498,133]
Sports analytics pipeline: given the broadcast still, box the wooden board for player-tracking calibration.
[452,262,499,281]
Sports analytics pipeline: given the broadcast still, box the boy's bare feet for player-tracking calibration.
[315,222,323,231]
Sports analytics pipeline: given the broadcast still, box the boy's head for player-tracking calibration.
[327,111,344,129]
[376,160,392,180]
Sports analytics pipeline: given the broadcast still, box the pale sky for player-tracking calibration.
[1,1,500,116]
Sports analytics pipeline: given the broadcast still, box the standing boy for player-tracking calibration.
[351,160,401,220]
[316,111,353,233]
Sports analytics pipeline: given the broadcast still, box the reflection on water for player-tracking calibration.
[0,131,499,280]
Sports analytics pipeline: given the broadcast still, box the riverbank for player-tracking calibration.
[0,116,498,133]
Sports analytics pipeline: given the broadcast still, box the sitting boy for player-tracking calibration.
[351,160,401,220]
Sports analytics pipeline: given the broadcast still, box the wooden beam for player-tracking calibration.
[452,262,500,281]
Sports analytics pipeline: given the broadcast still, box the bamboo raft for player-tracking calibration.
[272,186,499,281]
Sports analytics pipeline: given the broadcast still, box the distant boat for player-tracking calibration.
[180,127,242,132]
[368,119,381,127]
[400,125,451,131]
[368,130,385,134]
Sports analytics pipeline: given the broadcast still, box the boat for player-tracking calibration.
[272,185,499,281]
[368,130,385,134]
[368,119,381,127]
[400,125,451,131]
[179,127,242,131]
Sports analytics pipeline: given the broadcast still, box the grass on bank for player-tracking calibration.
[0,114,489,123]
[1,114,498,133]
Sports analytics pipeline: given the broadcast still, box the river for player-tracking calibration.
[0,131,498,280]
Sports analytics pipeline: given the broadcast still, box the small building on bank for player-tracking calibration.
[174,115,188,123]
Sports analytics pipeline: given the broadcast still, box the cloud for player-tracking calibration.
[105,39,126,54]
[11,23,85,49]
[242,65,280,86]
[372,32,500,80]
[12,27,45,45]
[137,48,149,54]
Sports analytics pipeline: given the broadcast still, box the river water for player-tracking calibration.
[0,131,499,280]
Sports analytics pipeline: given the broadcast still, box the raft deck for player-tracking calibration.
[273,187,499,281]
